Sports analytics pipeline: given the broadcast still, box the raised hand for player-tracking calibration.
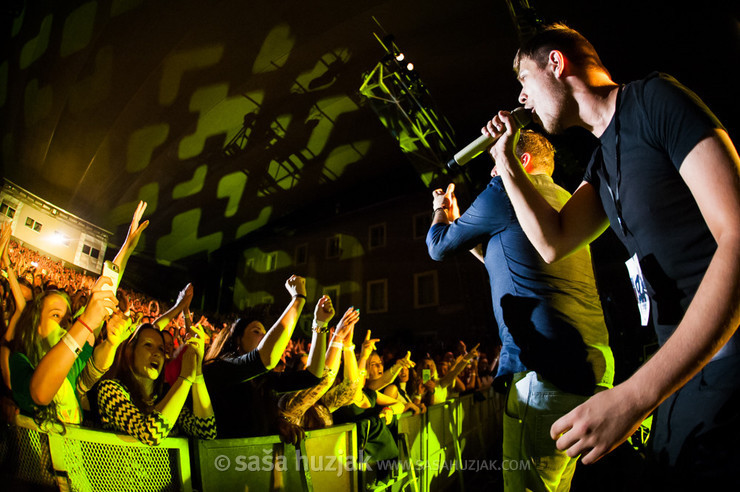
[314,295,335,324]
[394,351,416,370]
[334,307,360,342]
[80,276,119,330]
[124,201,149,251]
[360,329,380,359]
[176,283,194,309]
[444,183,461,220]
[105,311,135,348]
[285,275,307,298]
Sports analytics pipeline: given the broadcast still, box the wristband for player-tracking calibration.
[432,206,448,218]
[294,294,307,300]
[330,341,343,349]
[193,374,205,385]
[77,317,94,335]
[312,320,329,334]
[343,344,355,352]
[178,375,194,385]
[61,333,82,356]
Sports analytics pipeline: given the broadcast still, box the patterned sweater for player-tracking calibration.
[96,379,217,446]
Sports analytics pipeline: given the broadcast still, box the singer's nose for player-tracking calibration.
[518,89,527,105]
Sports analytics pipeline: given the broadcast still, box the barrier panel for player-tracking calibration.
[0,388,502,492]
[192,423,358,492]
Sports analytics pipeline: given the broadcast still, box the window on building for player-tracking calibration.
[414,271,439,308]
[82,244,91,255]
[413,212,431,239]
[326,234,342,259]
[295,243,308,266]
[25,217,42,232]
[366,279,388,313]
[0,203,15,218]
[90,248,100,259]
[323,285,340,304]
[369,223,387,250]
[266,252,278,272]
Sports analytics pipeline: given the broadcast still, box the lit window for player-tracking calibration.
[266,252,278,272]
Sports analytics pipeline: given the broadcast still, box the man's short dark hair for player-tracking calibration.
[514,22,609,77]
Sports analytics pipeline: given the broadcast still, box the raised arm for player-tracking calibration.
[257,275,307,369]
[438,344,479,389]
[552,129,740,464]
[305,295,335,378]
[29,277,117,406]
[1,223,25,389]
[153,283,193,331]
[366,351,415,391]
[111,201,149,283]
[485,112,609,262]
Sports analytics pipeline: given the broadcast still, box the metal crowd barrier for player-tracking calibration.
[0,389,504,492]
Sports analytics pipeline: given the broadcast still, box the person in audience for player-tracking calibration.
[7,203,148,429]
[416,346,479,406]
[278,305,362,443]
[202,275,322,439]
[382,364,426,415]
[94,322,216,445]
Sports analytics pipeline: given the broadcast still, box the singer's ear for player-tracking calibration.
[548,50,566,78]
[521,152,533,173]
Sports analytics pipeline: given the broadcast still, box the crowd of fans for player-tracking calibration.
[0,202,501,478]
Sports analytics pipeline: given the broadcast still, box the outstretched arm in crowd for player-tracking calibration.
[1,223,25,390]
[257,275,307,370]
[305,295,335,378]
[438,344,479,390]
[153,283,193,331]
[110,201,149,287]
[366,351,416,391]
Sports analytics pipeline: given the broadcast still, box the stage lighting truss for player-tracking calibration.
[359,33,456,187]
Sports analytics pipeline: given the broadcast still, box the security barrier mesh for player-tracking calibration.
[62,437,180,492]
[0,423,57,487]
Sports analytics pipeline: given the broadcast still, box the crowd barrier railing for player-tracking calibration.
[0,388,504,492]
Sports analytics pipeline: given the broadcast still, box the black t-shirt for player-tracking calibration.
[584,72,722,343]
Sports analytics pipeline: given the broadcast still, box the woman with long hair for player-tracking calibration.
[7,202,147,430]
[94,323,215,445]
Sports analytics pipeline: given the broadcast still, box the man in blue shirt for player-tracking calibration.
[427,130,614,491]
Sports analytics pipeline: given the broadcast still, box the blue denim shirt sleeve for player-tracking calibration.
[426,177,511,260]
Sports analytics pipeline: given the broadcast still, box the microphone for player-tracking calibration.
[446,107,532,169]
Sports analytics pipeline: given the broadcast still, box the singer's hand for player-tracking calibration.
[445,184,461,220]
[482,111,520,176]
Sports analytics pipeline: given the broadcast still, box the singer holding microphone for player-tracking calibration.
[484,23,740,491]
[427,128,614,491]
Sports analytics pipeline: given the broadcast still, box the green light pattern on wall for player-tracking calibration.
[24,79,52,127]
[172,165,207,199]
[68,46,113,113]
[252,24,295,73]
[217,172,247,218]
[179,84,262,160]
[126,124,170,173]
[156,209,223,262]
[60,2,97,58]
[20,14,52,70]
[323,140,371,178]
[236,207,272,239]
[159,45,225,106]
[304,95,360,156]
